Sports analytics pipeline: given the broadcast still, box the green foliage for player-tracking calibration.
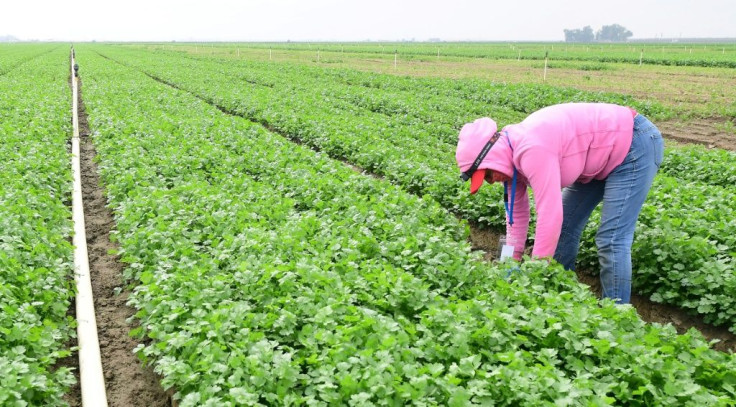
[0,44,60,74]
[0,46,76,406]
[578,175,736,331]
[93,44,736,330]
[76,46,736,405]
[578,64,611,71]
[215,41,736,68]
[660,145,736,188]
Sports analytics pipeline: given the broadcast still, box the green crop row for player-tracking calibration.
[189,50,732,189]
[0,44,60,75]
[93,47,669,223]
[162,46,671,120]
[170,42,736,68]
[187,52,732,189]
[76,48,736,405]
[103,48,508,227]
[210,59,734,187]
[93,46,736,331]
[267,60,672,119]
[660,145,736,188]
[0,48,76,405]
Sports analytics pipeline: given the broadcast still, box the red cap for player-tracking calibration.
[470,169,487,194]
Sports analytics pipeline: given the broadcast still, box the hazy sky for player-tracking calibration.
[3,0,735,42]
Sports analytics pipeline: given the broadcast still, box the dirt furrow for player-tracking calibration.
[70,73,172,407]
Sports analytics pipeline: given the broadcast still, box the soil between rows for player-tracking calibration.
[658,118,736,150]
[62,74,171,407]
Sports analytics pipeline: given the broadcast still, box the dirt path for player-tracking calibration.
[62,75,172,407]
[658,118,736,150]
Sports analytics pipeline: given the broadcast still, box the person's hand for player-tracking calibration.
[504,265,521,280]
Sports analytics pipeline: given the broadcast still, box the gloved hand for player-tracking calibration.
[504,265,521,280]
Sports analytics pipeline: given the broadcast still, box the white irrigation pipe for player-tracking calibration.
[70,49,109,407]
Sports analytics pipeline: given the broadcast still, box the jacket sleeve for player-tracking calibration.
[506,182,529,260]
[518,148,563,259]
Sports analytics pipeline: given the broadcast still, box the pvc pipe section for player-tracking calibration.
[71,48,109,407]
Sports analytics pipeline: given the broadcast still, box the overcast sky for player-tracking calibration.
[3,0,735,42]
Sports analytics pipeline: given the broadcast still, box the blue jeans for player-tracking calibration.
[553,114,664,304]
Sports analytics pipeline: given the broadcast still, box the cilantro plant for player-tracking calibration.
[100,45,736,331]
[77,47,735,406]
[0,46,76,406]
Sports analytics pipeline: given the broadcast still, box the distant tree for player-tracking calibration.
[578,26,595,42]
[563,29,575,42]
[596,24,633,42]
[563,26,595,42]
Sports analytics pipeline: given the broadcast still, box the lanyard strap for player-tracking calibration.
[502,132,517,226]
[460,131,501,181]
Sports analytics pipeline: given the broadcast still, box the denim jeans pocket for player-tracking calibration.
[650,132,664,168]
[623,131,646,164]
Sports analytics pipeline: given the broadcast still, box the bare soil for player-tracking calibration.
[61,74,172,407]
[658,118,736,150]
[468,225,736,353]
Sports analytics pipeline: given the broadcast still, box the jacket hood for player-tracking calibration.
[456,118,515,181]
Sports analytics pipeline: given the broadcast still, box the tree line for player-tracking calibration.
[564,24,633,42]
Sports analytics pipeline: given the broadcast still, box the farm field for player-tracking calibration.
[92,44,736,334]
[140,42,736,147]
[1,42,735,405]
[79,43,736,405]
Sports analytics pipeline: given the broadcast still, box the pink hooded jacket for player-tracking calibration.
[457,103,636,259]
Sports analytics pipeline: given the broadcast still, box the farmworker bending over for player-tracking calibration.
[456,103,664,304]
